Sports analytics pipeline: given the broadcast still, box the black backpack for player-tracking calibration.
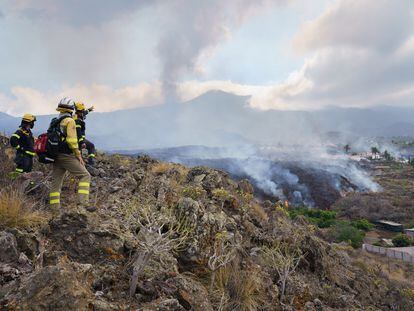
[35,116,69,164]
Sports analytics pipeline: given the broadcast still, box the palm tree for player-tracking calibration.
[344,144,351,154]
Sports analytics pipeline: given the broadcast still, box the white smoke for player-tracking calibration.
[164,142,380,207]
[156,0,289,101]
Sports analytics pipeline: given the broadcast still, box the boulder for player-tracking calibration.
[0,262,93,311]
[0,231,19,263]
[186,167,224,192]
[46,211,134,264]
[141,298,186,311]
[167,275,213,311]
[177,198,201,224]
[0,263,20,285]
[6,228,38,260]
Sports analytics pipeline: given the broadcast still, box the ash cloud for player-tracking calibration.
[156,0,289,101]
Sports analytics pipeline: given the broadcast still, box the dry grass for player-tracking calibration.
[250,202,269,223]
[0,188,47,229]
[211,262,266,311]
[151,162,189,183]
[0,145,15,186]
[151,162,175,175]
[108,154,133,167]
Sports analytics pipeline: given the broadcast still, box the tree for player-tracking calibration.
[344,144,351,154]
[332,222,364,248]
[383,150,393,161]
[371,147,380,154]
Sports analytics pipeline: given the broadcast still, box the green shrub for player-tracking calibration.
[332,222,364,248]
[351,219,374,231]
[392,234,412,247]
[289,208,336,228]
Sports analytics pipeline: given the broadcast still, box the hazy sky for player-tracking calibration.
[0,0,413,115]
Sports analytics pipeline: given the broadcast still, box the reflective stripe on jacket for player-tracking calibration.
[59,117,80,157]
[75,118,86,143]
[9,128,35,156]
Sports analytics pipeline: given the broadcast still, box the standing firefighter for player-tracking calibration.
[9,114,36,174]
[49,98,95,214]
[74,102,96,165]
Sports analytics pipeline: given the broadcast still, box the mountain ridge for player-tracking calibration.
[2,90,414,149]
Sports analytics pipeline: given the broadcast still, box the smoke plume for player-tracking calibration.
[156,0,288,101]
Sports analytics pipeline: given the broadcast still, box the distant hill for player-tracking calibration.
[2,90,414,149]
[0,112,17,134]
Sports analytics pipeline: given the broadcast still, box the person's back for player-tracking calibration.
[9,114,36,174]
[49,97,95,215]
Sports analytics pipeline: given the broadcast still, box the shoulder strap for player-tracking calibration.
[49,116,71,136]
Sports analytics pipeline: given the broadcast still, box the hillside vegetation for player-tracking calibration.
[333,162,414,224]
[0,137,413,310]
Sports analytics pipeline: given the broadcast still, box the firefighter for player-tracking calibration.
[9,114,36,174]
[74,102,96,165]
[49,97,95,215]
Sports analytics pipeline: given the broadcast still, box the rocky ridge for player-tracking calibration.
[0,141,413,310]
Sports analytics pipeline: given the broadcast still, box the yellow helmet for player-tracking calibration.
[75,102,86,112]
[22,113,36,123]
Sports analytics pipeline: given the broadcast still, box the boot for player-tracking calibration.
[88,156,96,166]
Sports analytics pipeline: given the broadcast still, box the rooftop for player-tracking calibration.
[376,220,403,226]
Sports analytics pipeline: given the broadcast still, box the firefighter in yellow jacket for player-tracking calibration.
[49,97,95,214]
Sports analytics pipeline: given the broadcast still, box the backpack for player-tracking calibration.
[34,116,70,164]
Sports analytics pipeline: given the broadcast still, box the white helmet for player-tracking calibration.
[57,97,75,112]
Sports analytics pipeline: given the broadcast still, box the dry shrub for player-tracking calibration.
[151,162,189,184]
[182,185,206,200]
[0,188,46,229]
[250,202,269,223]
[109,154,132,167]
[211,262,266,311]
[261,241,302,302]
[400,288,414,300]
[213,188,239,210]
[125,202,194,297]
[151,162,175,175]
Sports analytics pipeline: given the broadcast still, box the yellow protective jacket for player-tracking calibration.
[59,115,81,157]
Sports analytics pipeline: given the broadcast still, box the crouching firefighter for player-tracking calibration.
[9,114,36,174]
[49,98,96,215]
[74,102,96,166]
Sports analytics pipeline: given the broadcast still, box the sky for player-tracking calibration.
[0,0,413,116]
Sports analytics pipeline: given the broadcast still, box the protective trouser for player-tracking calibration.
[83,139,96,163]
[14,152,34,173]
[50,153,91,213]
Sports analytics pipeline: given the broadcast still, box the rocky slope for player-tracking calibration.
[0,140,413,310]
